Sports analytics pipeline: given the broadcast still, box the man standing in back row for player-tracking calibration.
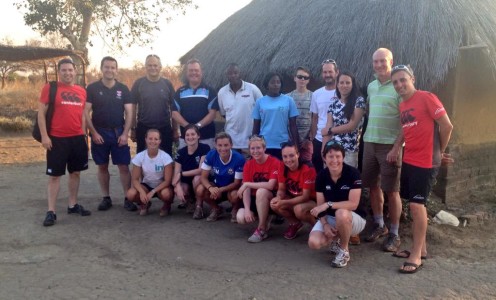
[85,56,136,212]
[218,63,263,156]
[391,65,453,273]
[362,48,403,252]
[172,58,219,149]
[39,58,90,226]
[309,59,339,172]
[131,54,177,155]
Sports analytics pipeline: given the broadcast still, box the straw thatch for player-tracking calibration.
[180,0,496,91]
[0,45,85,63]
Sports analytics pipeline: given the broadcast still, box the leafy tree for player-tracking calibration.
[0,38,25,89]
[15,0,195,62]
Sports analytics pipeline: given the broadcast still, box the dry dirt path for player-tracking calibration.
[0,135,495,299]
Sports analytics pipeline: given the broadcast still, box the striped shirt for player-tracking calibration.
[364,79,401,144]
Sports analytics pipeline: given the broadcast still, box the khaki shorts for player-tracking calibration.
[361,142,401,192]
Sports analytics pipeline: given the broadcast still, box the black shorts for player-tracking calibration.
[46,135,88,176]
[400,162,438,205]
[141,183,159,198]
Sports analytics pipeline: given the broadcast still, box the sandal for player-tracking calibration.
[399,262,423,274]
[392,250,429,260]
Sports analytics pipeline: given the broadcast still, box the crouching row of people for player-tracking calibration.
[127,127,364,268]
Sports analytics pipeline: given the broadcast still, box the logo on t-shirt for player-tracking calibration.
[116,90,122,100]
[286,178,302,196]
[228,168,234,175]
[340,185,350,190]
[401,108,418,128]
[325,185,331,190]
[434,107,445,115]
[155,165,164,172]
[253,172,268,182]
[61,92,83,106]
[195,156,200,164]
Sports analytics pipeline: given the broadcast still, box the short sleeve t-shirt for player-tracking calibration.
[400,90,447,168]
[252,94,299,149]
[286,90,313,141]
[130,77,175,128]
[315,164,365,218]
[278,163,316,199]
[310,87,337,142]
[132,149,173,188]
[243,155,281,195]
[201,149,245,187]
[327,96,366,152]
[86,80,132,128]
[39,82,86,137]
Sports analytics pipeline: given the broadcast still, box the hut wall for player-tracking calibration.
[433,45,496,206]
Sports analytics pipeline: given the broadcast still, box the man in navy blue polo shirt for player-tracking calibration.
[172,58,219,149]
[85,56,136,211]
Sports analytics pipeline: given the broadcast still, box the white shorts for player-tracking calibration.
[344,151,358,168]
[311,211,366,236]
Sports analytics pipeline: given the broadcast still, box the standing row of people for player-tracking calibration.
[37,47,453,273]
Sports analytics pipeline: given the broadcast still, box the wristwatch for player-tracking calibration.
[327,201,333,208]
[196,122,202,128]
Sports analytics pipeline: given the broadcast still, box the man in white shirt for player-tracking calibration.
[309,59,339,172]
[218,63,263,157]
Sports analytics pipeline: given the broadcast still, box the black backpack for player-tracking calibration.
[32,81,57,142]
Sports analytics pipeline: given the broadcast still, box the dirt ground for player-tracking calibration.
[0,134,495,299]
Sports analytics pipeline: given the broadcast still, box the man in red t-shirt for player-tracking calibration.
[391,65,453,274]
[38,58,91,227]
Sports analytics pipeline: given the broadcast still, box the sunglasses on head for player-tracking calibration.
[296,75,310,80]
[392,64,410,72]
[322,59,338,68]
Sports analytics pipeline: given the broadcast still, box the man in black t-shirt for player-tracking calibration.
[85,56,136,212]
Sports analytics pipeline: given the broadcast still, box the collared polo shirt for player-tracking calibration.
[364,78,402,144]
[218,80,263,149]
[86,80,132,128]
[172,82,219,139]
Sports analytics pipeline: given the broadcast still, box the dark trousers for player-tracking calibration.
[136,123,173,155]
[312,139,324,173]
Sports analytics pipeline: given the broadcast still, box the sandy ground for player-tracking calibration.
[0,135,495,299]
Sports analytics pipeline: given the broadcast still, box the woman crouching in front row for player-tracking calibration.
[126,129,174,217]
[308,141,366,268]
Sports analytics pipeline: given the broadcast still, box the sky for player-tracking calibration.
[0,0,252,68]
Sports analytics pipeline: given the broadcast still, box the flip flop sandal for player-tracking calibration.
[399,262,423,274]
[392,250,429,260]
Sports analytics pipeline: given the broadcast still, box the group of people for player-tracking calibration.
[37,47,453,274]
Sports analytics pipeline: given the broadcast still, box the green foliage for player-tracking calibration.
[15,0,195,54]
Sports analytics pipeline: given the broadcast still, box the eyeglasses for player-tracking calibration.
[322,59,338,68]
[296,75,310,80]
[280,141,296,148]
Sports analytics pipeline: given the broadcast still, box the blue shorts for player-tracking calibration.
[91,127,131,165]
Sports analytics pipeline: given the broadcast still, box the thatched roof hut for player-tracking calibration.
[0,45,85,63]
[180,0,496,91]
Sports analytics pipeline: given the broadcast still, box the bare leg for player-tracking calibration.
[255,189,273,231]
[335,209,353,250]
[68,172,80,206]
[402,203,427,271]
[117,164,131,197]
[370,186,384,220]
[387,191,402,231]
[294,201,317,225]
[47,176,61,212]
[308,231,331,249]
[97,164,110,197]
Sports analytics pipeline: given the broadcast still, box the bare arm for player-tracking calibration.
[252,119,261,135]
[289,116,300,145]
[38,102,52,150]
[84,102,104,144]
[330,107,365,135]
[436,114,453,153]
[309,113,318,141]
[171,111,190,127]
[118,103,133,146]
[198,109,217,126]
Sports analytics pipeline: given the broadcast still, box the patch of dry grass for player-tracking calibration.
[0,81,43,131]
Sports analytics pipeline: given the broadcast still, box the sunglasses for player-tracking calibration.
[392,64,410,72]
[322,59,338,68]
[296,75,310,80]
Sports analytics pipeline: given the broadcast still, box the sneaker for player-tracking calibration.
[329,238,341,254]
[67,204,91,216]
[247,228,268,243]
[382,233,401,252]
[139,201,152,216]
[283,222,303,240]
[331,247,350,268]
[364,223,388,242]
[206,207,222,222]
[98,196,112,211]
[159,202,172,217]
[193,205,204,219]
[230,209,238,223]
[350,234,361,245]
[124,198,138,212]
[43,211,57,226]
